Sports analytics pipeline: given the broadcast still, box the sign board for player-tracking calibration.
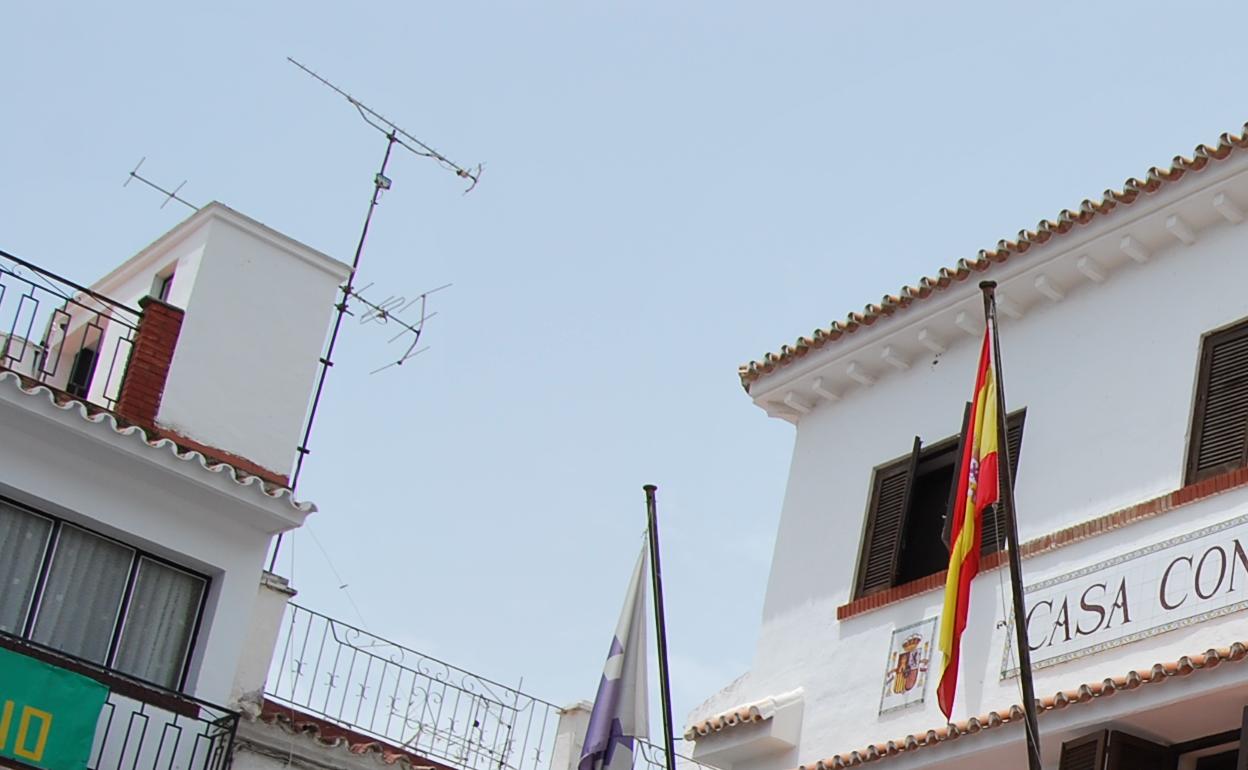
[1003,512,1248,677]
[0,646,109,770]
[880,617,936,714]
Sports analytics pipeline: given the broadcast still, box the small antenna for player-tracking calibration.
[123,157,198,212]
[350,281,452,374]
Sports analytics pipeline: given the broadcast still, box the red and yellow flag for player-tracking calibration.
[936,328,1000,720]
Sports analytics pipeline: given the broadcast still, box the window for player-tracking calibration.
[152,269,175,302]
[0,498,207,691]
[1058,730,1172,770]
[1187,318,1248,485]
[65,347,97,398]
[853,410,1025,598]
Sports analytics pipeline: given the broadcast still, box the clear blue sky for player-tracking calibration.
[4,0,1248,743]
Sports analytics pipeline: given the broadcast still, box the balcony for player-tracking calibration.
[0,631,237,770]
[0,249,141,413]
[266,604,718,770]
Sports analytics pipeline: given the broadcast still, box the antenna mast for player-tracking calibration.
[271,57,480,571]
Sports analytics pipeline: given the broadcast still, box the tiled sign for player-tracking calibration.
[1003,512,1248,677]
[880,617,937,715]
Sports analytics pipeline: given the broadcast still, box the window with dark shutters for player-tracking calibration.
[980,411,1026,556]
[853,412,1026,599]
[1059,731,1106,770]
[1106,731,1174,770]
[855,440,920,596]
[1188,319,1248,484]
[1059,730,1177,770]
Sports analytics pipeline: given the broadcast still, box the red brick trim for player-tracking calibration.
[836,464,1248,620]
[116,296,184,428]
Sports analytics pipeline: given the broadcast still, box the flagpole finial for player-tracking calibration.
[643,484,657,493]
[979,280,997,293]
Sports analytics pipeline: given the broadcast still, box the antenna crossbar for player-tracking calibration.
[123,157,199,212]
[287,57,482,193]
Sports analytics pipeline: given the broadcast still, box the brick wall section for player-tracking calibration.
[116,296,184,429]
[837,464,1248,620]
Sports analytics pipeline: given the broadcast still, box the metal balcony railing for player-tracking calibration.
[266,604,723,770]
[0,248,141,411]
[0,632,238,770]
[267,603,561,770]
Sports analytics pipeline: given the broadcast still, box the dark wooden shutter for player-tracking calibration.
[941,402,973,550]
[855,438,921,597]
[1105,731,1174,770]
[982,410,1026,556]
[1188,321,1248,484]
[1060,731,1107,770]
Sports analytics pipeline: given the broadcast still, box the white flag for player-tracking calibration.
[579,548,650,770]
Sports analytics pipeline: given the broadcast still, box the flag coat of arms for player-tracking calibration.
[580,549,650,770]
[936,329,1000,719]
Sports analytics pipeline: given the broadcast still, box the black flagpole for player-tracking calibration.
[979,281,1043,770]
[644,485,679,770]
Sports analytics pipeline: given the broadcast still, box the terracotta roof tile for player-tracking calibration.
[0,371,310,512]
[684,689,803,740]
[253,699,455,770]
[795,642,1248,768]
[739,124,1248,392]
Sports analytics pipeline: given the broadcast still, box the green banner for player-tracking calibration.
[0,646,109,770]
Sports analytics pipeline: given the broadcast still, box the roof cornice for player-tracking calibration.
[745,125,1248,422]
[91,202,350,300]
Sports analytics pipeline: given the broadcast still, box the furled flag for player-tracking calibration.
[936,327,1000,719]
[579,549,650,770]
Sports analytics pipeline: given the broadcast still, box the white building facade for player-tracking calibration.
[0,203,601,770]
[685,127,1248,770]
[0,203,349,769]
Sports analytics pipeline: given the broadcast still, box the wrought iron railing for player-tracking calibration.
[267,603,561,770]
[636,739,724,770]
[0,632,238,770]
[0,248,141,411]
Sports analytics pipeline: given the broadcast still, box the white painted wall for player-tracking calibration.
[155,209,348,477]
[0,388,303,704]
[690,161,1248,769]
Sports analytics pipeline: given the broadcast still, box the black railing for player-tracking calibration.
[0,632,238,770]
[636,739,724,770]
[0,249,141,411]
[267,603,561,770]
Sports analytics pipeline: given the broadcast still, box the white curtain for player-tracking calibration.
[31,525,132,664]
[0,503,53,634]
[113,558,205,689]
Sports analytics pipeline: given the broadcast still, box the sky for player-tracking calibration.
[4,0,1248,749]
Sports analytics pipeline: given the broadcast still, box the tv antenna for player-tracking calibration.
[123,157,199,212]
[271,57,481,571]
[349,280,452,374]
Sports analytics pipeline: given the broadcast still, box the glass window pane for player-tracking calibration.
[113,558,205,689]
[0,503,53,634]
[31,525,132,664]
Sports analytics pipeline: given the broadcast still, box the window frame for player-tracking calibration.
[1,494,210,693]
[851,409,1026,600]
[1185,318,1248,486]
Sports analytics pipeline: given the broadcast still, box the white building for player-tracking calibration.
[0,203,349,769]
[684,126,1248,770]
[0,203,609,770]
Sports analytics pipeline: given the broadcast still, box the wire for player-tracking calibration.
[303,523,370,629]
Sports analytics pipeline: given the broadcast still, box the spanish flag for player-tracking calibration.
[936,328,1000,719]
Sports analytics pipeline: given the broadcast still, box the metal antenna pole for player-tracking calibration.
[268,134,397,571]
[979,281,1043,770]
[644,485,678,770]
[267,58,482,573]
